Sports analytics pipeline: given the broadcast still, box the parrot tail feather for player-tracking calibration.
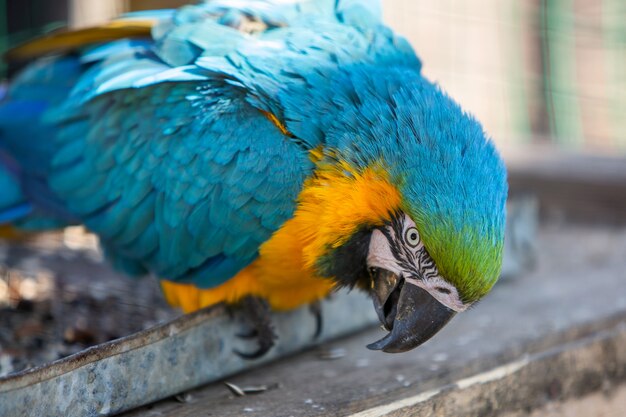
[4,19,155,62]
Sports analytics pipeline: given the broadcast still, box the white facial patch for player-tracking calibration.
[367,229,403,276]
[405,276,467,312]
[367,213,469,312]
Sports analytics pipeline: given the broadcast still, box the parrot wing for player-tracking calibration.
[0,161,29,223]
[47,74,313,286]
[2,0,419,287]
[0,54,89,227]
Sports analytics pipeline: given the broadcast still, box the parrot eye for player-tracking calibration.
[405,227,420,247]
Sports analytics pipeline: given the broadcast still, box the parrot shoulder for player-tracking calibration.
[47,79,314,290]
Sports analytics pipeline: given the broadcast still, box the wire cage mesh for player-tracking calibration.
[385,0,626,151]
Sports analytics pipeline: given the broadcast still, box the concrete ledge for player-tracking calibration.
[506,147,626,224]
[352,321,626,417]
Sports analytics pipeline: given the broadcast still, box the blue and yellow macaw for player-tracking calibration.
[0,0,507,355]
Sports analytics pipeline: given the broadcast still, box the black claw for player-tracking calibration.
[233,296,277,360]
[309,302,323,340]
[236,329,259,339]
[234,334,274,359]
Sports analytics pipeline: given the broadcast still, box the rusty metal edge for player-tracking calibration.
[0,303,223,391]
[0,290,378,417]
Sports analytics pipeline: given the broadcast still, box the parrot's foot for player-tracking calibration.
[233,296,277,360]
[309,301,323,339]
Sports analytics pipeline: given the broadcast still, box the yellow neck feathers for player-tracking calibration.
[162,158,403,312]
[294,160,402,269]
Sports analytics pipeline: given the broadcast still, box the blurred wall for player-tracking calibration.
[383,0,626,152]
[68,0,125,28]
[1,0,624,153]
[0,0,68,76]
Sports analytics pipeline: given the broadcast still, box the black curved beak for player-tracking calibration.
[367,269,456,353]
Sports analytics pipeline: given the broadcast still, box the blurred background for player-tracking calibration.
[0,0,624,152]
[387,0,626,152]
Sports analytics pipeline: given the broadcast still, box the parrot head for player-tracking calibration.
[309,70,507,353]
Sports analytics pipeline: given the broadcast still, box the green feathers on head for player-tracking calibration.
[413,215,506,304]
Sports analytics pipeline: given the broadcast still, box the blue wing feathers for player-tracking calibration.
[0,161,31,223]
[46,79,313,287]
[112,192,155,245]
[120,223,159,259]
[0,204,32,224]
[1,0,420,287]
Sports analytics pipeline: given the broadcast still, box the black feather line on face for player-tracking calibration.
[316,214,438,289]
[381,215,422,279]
[316,227,373,289]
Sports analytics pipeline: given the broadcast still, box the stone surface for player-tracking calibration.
[501,384,626,417]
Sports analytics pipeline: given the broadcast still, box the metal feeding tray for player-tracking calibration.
[0,229,380,415]
[0,288,377,416]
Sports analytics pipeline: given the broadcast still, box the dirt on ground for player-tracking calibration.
[0,227,180,377]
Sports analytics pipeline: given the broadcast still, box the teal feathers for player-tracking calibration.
[0,0,506,301]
